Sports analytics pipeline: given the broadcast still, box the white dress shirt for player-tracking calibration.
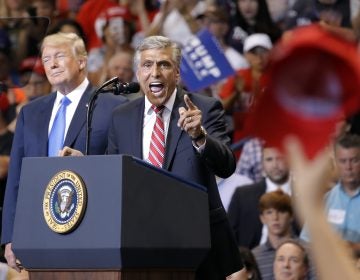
[142,89,177,161]
[48,78,89,142]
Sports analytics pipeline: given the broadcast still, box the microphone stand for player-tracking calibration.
[85,77,118,155]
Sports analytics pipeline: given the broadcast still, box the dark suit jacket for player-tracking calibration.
[107,88,242,279]
[227,179,301,249]
[1,84,127,244]
[227,180,266,249]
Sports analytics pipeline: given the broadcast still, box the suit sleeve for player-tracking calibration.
[199,98,236,178]
[1,109,25,244]
[107,112,119,155]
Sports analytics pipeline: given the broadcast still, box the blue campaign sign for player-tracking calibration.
[180,28,235,92]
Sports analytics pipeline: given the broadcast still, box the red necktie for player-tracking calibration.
[148,105,165,167]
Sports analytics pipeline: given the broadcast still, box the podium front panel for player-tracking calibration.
[12,155,210,269]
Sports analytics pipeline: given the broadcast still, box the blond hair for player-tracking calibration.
[41,32,87,59]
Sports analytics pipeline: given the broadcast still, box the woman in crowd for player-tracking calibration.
[227,0,282,53]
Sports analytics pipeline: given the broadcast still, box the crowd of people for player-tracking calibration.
[0,0,360,279]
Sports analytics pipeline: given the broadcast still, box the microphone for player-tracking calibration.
[100,81,140,95]
[86,77,138,155]
[94,76,119,94]
[113,81,140,94]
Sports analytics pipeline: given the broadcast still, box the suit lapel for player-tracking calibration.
[132,99,145,159]
[63,84,93,147]
[39,93,57,156]
[163,89,185,170]
[259,180,267,194]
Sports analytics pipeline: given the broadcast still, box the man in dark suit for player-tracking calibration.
[227,146,292,249]
[1,32,127,272]
[110,35,244,280]
[65,35,245,279]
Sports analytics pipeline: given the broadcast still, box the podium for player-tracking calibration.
[12,155,210,280]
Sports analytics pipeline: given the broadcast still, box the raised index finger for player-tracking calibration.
[184,94,197,110]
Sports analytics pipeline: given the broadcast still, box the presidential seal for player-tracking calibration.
[43,170,87,234]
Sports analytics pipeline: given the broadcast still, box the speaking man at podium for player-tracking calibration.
[1,32,127,272]
[63,35,245,279]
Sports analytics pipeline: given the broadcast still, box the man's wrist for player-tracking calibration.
[191,126,207,142]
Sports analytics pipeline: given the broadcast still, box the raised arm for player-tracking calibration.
[285,137,360,280]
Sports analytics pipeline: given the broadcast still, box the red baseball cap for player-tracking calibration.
[244,24,360,158]
[19,56,45,76]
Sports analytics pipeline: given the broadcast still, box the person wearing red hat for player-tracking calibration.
[18,57,51,101]
[76,0,132,51]
[6,56,52,132]
[87,13,135,86]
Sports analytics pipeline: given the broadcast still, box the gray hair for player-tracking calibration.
[41,32,87,59]
[134,36,182,69]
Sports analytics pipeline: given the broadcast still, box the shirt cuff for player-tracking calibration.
[192,139,206,153]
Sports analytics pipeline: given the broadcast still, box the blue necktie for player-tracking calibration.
[48,96,71,156]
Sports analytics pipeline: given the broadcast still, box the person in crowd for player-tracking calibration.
[0,39,27,133]
[202,6,249,72]
[105,50,140,100]
[285,136,360,279]
[0,0,31,55]
[145,0,206,46]
[217,170,253,212]
[106,51,135,84]
[30,0,60,33]
[17,56,51,100]
[227,0,282,53]
[239,246,262,280]
[252,190,299,279]
[300,133,360,252]
[87,15,135,86]
[273,239,309,280]
[235,137,264,182]
[62,35,246,280]
[56,0,84,19]
[76,0,152,52]
[1,32,128,273]
[0,0,48,70]
[49,18,87,47]
[228,145,294,249]
[265,0,295,30]
[283,0,352,30]
[196,5,249,120]
[0,0,28,18]
[126,0,156,48]
[219,33,272,149]
[7,56,52,132]
[76,0,132,51]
